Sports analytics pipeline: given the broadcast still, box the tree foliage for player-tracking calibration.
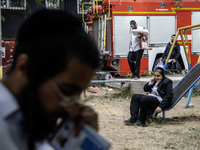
[37,0,61,9]
[176,0,183,9]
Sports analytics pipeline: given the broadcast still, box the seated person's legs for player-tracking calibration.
[165,62,172,74]
[172,62,178,73]
[124,94,145,125]
[138,95,160,126]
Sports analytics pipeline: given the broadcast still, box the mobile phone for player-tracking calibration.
[49,120,111,150]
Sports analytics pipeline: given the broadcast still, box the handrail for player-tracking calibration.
[104,14,106,49]
[93,0,103,17]
[108,0,112,19]
[82,2,93,24]
[86,25,88,34]
[93,0,95,15]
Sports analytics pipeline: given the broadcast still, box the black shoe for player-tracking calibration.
[131,75,135,79]
[134,76,140,80]
[134,120,145,127]
[124,118,136,125]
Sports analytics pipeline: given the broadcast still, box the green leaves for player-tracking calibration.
[1,16,5,22]
[175,0,183,9]
[37,0,61,9]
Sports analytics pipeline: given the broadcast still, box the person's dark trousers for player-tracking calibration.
[130,94,160,124]
[166,61,177,73]
[127,49,144,78]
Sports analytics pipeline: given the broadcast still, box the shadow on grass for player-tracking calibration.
[151,115,200,126]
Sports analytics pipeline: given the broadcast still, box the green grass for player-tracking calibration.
[151,117,165,125]
[184,90,199,97]
[111,87,132,99]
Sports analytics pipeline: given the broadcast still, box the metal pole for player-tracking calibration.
[183,30,192,66]
[185,87,193,107]
[179,30,190,67]
[178,23,200,30]
[103,14,106,49]
[183,28,193,107]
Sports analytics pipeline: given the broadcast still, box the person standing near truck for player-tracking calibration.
[127,20,148,80]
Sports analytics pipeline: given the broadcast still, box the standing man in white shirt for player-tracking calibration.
[128,20,146,80]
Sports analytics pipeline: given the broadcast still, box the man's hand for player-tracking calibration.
[155,107,162,113]
[138,33,144,37]
[72,104,98,136]
[173,59,176,63]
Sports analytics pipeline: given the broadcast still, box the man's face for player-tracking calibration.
[18,57,96,141]
[171,36,175,43]
[130,24,136,29]
[39,57,95,116]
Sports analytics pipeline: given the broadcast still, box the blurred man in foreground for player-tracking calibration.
[0,9,99,150]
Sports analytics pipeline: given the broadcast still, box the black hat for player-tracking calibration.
[130,20,136,25]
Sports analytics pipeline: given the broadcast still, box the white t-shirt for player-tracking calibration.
[129,26,144,52]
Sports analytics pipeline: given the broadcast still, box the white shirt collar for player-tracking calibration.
[0,81,19,119]
[155,80,161,86]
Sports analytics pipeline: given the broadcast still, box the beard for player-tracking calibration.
[132,26,137,29]
[17,83,69,149]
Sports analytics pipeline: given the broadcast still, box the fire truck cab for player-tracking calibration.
[85,0,200,76]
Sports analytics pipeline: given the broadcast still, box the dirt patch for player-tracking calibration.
[83,86,200,150]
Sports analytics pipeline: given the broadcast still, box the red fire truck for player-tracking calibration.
[1,39,15,75]
[85,0,200,76]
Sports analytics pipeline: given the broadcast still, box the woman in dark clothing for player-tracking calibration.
[124,67,173,126]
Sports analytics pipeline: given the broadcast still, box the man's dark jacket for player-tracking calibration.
[162,41,180,60]
[143,77,173,110]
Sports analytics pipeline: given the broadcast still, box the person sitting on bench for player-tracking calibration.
[160,34,180,74]
[124,67,173,126]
